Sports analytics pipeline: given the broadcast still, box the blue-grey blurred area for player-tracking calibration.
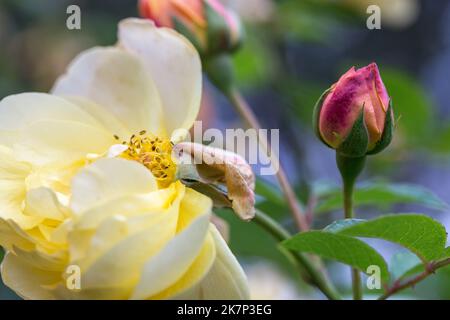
[0,0,450,300]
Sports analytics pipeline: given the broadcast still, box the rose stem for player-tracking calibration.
[336,154,366,300]
[227,88,309,232]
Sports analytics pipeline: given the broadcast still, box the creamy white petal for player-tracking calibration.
[1,252,61,300]
[11,246,67,272]
[118,18,202,137]
[180,226,250,300]
[0,218,35,251]
[0,146,30,180]
[52,47,164,135]
[70,158,158,214]
[63,96,132,139]
[0,147,35,227]
[130,214,210,300]
[0,93,102,147]
[15,120,115,166]
[74,188,179,231]
[23,187,67,221]
[79,212,177,290]
[151,232,216,300]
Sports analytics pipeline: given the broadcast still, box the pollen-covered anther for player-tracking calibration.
[119,132,176,188]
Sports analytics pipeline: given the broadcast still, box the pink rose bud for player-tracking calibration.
[313,63,394,157]
[138,0,242,57]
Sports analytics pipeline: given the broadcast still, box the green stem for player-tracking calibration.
[337,153,366,300]
[253,209,341,300]
[378,258,450,300]
[343,180,354,219]
[204,55,309,232]
[343,179,362,300]
[227,88,309,232]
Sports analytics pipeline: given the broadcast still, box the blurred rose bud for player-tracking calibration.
[138,0,242,57]
[313,63,394,157]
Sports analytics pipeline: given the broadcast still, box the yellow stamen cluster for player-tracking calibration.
[117,131,176,188]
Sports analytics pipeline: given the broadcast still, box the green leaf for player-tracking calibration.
[277,0,359,43]
[442,247,450,259]
[315,181,449,214]
[381,68,433,146]
[255,178,285,207]
[430,124,450,153]
[390,251,422,280]
[232,27,275,88]
[323,219,366,233]
[397,263,426,281]
[215,208,299,275]
[338,214,447,262]
[391,247,450,282]
[282,231,389,281]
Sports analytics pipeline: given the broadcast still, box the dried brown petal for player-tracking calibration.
[173,142,255,220]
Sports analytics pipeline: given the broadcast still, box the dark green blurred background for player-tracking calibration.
[1,0,450,299]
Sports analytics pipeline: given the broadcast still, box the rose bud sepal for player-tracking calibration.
[336,153,366,196]
[366,100,394,155]
[204,54,235,95]
[312,87,333,149]
[335,106,368,201]
[336,106,369,158]
[172,17,203,53]
[204,0,242,56]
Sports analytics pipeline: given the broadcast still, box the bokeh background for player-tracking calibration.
[1,0,450,299]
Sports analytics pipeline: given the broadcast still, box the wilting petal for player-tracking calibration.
[173,142,256,220]
[52,47,164,135]
[118,18,202,137]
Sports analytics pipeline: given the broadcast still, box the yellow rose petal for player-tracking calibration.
[0,93,102,147]
[70,158,158,214]
[1,253,61,300]
[181,226,250,300]
[118,18,202,136]
[130,214,210,299]
[52,47,164,135]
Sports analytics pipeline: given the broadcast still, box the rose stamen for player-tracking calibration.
[119,133,176,188]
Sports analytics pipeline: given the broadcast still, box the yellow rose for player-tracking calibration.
[2,158,247,299]
[0,18,249,299]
